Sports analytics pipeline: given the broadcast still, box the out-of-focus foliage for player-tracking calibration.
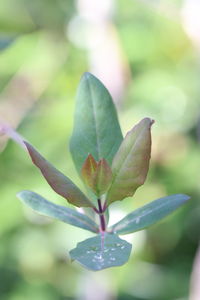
[0,0,200,299]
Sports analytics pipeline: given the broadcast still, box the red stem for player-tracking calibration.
[97,199,106,232]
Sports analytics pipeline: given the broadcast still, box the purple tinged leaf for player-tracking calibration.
[81,154,112,196]
[24,142,94,208]
[94,159,113,196]
[106,118,154,204]
[81,154,98,191]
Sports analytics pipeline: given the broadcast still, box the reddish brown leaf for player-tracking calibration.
[24,142,94,208]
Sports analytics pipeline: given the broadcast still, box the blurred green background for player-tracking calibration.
[0,0,200,299]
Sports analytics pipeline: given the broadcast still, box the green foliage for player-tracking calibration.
[18,73,190,271]
[107,117,154,204]
[69,233,132,271]
[24,142,94,208]
[110,194,190,235]
[17,190,98,233]
[69,72,123,174]
[0,1,199,297]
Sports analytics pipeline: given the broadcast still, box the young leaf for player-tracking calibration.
[106,118,154,205]
[94,159,113,196]
[69,233,132,271]
[81,154,112,196]
[110,194,190,235]
[70,72,123,174]
[81,154,98,191]
[24,142,94,208]
[17,190,99,233]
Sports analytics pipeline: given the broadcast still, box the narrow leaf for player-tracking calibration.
[110,194,190,235]
[69,233,132,271]
[17,190,98,233]
[70,72,123,174]
[106,118,154,204]
[24,142,94,208]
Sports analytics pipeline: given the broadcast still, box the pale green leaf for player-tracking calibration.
[69,233,132,271]
[110,194,190,235]
[17,190,99,233]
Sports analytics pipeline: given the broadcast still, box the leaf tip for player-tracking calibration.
[141,117,155,127]
[178,193,191,201]
[150,118,155,126]
[16,191,22,200]
[23,141,34,157]
[81,72,95,83]
[16,190,29,203]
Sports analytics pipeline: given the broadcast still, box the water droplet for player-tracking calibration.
[110,257,116,261]
[94,253,104,262]
[104,248,109,253]
[121,245,125,249]
[136,217,140,224]
[111,248,115,251]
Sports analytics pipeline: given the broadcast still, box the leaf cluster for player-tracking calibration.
[17,73,190,271]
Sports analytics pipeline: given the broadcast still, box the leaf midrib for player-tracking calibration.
[86,79,100,160]
[30,196,98,232]
[113,196,186,232]
[108,126,145,195]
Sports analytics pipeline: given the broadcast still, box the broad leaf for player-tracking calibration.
[110,194,190,235]
[106,118,154,204]
[70,72,123,174]
[24,142,94,208]
[69,233,132,271]
[17,190,98,233]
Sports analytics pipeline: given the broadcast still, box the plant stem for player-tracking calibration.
[97,199,106,232]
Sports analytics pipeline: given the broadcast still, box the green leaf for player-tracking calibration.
[110,194,190,235]
[24,142,94,208]
[17,190,99,233]
[106,118,154,205]
[70,72,123,174]
[69,233,132,271]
